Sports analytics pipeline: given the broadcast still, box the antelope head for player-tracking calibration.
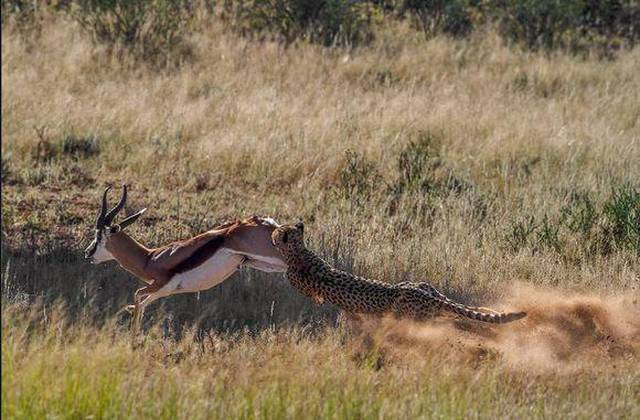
[85,185,147,264]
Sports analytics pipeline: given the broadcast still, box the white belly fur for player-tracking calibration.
[163,247,245,294]
[241,252,287,272]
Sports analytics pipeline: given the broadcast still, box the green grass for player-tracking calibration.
[2,303,639,419]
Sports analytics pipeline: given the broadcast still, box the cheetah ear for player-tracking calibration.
[295,220,304,233]
[281,232,289,244]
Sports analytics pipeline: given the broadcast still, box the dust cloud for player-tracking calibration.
[351,284,640,373]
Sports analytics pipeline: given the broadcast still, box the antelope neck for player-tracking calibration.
[106,232,153,280]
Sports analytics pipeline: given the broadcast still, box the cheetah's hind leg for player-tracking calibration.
[410,282,503,315]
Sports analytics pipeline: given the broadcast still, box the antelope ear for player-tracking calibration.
[107,224,121,234]
[295,220,304,233]
[118,208,147,230]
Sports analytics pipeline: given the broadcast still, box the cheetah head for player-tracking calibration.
[272,221,305,256]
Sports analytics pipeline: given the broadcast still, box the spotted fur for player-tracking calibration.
[272,222,526,324]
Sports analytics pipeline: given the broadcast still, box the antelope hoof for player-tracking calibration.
[130,335,144,350]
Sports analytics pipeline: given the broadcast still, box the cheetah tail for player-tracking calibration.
[440,299,526,324]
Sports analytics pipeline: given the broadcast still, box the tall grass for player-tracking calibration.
[2,302,639,419]
[2,6,639,419]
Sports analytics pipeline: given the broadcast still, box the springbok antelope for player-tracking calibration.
[84,185,288,333]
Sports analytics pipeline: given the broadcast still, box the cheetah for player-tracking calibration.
[272,222,526,324]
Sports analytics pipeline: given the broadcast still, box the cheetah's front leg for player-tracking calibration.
[312,293,324,305]
[287,272,324,305]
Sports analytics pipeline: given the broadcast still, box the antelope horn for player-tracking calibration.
[104,184,127,225]
[96,186,111,229]
[117,208,147,230]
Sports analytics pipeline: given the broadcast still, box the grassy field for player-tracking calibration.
[2,6,639,419]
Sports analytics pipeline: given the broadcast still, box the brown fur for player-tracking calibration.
[106,217,274,288]
[96,215,285,333]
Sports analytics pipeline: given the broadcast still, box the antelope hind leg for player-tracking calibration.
[117,304,136,315]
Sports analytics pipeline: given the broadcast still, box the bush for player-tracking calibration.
[494,0,582,50]
[392,132,469,196]
[400,0,474,38]
[337,150,381,207]
[1,0,33,23]
[506,215,537,252]
[506,185,640,256]
[31,127,100,163]
[395,134,440,193]
[61,134,100,159]
[221,0,377,47]
[578,0,640,44]
[560,191,597,235]
[1,155,16,186]
[0,0,62,34]
[397,0,640,51]
[603,184,640,253]
[71,0,195,66]
[494,0,640,52]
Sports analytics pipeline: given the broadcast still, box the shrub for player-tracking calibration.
[536,214,562,252]
[506,214,564,253]
[578,0,640,44]
[392,132,470,196]
[506,215,537,252]
[400,0,474,38]
[505,185,640,256]
[61,134,100,159]
[394,132,441,193]
[1,155,16,186]
[494,0,640,52]
[31,127,100,163]
[603,184,640,253]
[221,0,377,47]
[494,0,582,50]
[337,150,381,207]
[1,0,33,23]
[385,132,473,225]
[560,191,597,235]
[0,0,63,34]
[71,0,195,66]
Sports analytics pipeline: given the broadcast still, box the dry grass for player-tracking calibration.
[2,12,639,419]
[2,296,639,419]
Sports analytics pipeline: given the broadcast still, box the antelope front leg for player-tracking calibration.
[130,285,154,333]
[131,303,141,336]
[119,285,155,316]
